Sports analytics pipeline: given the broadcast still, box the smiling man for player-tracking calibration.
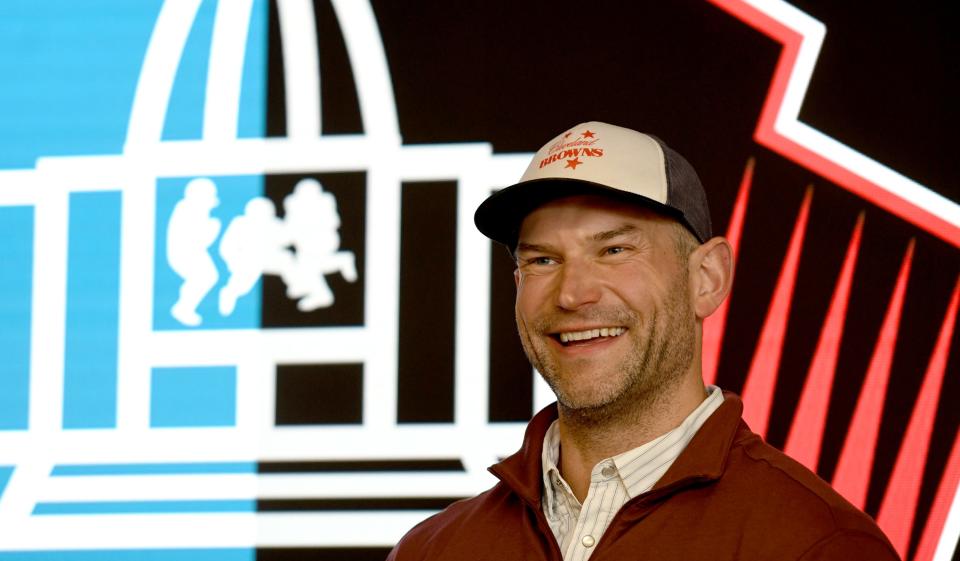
[387,122,898,561]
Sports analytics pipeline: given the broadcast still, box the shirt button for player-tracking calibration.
[581,535,596,548]
[601,465,616,478]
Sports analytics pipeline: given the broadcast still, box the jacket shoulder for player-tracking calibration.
[387,481,550,561]
[720,425,899,559]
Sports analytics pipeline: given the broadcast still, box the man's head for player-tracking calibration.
[473,122,733,420]
[475,121,713,252]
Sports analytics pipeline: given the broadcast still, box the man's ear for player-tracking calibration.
[689,237,734,319]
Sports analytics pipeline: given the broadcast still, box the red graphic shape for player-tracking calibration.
[783,212,864,469]
[832,240,915,508]
[915,422,960,561]
[703,157,754,386]
[877,276,960,558]
[741,186,812,436]
[703,2,960,557]
[565,157,582,170]
[707,0,960,248]
[581,130,595,138]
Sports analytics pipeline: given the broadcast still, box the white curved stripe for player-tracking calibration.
[125,0,203,148]
[329,0,400,141]
[276,0,322,137]
[788,122,960,225]
[204,0,254,140]
[750,0,960,231]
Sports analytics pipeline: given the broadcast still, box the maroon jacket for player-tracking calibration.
[388,393,899,560]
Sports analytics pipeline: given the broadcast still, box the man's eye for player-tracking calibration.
[604,246,625,255]
[524,256,555,266]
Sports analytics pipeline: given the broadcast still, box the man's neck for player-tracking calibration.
[556,375,708,502]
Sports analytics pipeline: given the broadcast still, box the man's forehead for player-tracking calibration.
[518,194,676,236]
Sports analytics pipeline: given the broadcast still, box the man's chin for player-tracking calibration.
[552,384,622,413]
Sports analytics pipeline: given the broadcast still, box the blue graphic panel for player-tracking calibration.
[0,550,254,561]
[34,499,254,515]
[238,0,268,138]
[0,207,33,430]
[52,462,255,476]
[63,192,122,429]
[0,1,163,169]
[151,366,237,427]
[154,176,264,330]
[163,0,217,141]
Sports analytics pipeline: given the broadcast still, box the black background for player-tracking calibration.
[263,1,959,559]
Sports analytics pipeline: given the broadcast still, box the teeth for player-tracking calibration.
[559,327,624,343]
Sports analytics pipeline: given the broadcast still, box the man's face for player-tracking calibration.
[513,195,697,417]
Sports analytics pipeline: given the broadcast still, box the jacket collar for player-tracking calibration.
[488,392,747,508]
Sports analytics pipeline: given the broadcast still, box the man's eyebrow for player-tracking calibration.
[515,242,552,254]
[592,224,638,242]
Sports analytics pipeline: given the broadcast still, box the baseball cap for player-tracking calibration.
[474,121,712,249]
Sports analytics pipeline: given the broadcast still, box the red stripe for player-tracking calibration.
[914,404,960,561]
[784,213,864,469]
[703,157,754,385]
[832,240,915,507]
[741,187,812,437]
[877,277,960,559]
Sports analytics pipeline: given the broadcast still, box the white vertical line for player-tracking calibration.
[361,157,401,428]
[276,0,322,138]
[235,339,275,433]
[28,176,69,433]
[204,0,254,140]
[454,169,502,480]
[115,172,158,430]
[126,0,204,148]
[328,0,400,141]
[454,171,493,430]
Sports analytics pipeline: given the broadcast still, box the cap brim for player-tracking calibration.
[473,178,684,250]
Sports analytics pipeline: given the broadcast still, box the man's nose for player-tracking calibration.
[556,260,602,310]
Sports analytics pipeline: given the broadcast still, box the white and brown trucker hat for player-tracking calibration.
[474,121,712,249]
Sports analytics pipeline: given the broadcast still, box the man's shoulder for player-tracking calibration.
[386,481,536,561]
[716,425,898,556]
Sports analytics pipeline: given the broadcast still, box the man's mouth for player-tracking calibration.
[554,327,626,345]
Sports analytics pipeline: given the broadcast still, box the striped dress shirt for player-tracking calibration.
[541,386,724,561]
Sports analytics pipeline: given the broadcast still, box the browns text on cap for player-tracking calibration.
[473,121,712,249]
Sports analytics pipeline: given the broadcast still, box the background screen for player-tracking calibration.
[0,1,957,560]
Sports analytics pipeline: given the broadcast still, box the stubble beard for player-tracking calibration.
[517,274,696,428]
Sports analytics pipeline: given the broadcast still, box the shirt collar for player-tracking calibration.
[540,386,725,507]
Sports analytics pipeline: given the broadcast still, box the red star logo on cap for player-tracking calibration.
[565,157,583,170]
[581,130,595,138]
